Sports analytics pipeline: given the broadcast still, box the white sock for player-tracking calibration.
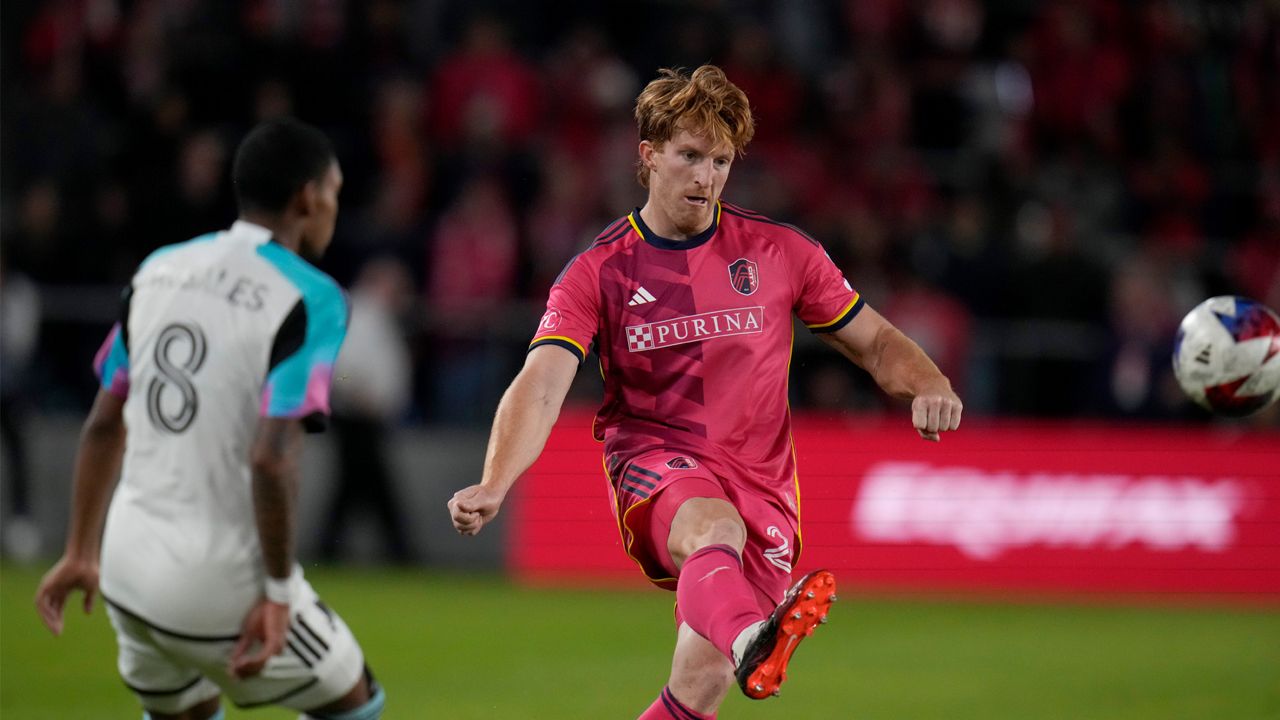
[730,620,767,667]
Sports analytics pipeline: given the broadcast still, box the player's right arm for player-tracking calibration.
[451,245,600,536]
[35,389,127,635]
[448,344,578,536]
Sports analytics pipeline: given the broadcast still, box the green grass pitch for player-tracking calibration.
[3,564,1277,719]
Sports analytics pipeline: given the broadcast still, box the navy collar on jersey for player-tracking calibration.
[629,202,721,250]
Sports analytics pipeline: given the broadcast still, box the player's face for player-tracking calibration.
[641,129,734,239]
[300,161,343,260]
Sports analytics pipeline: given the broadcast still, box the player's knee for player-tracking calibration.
[668,500,747,568]
[301,686,384,720]
[698,513,747,551]
[143,699,223,720]
[303,668,386,720]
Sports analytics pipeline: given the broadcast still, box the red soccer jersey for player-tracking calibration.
[530,201,862,528]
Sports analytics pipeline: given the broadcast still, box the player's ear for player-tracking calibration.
[296,179,320,217]
[638,140,656,171]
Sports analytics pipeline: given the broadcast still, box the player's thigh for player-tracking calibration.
[663,494,748,569]
[644,473,742,574]
[105,604,222,716]
[155,589,367,713]
[730,487,797,614]
[616,451,730,582]
[667,491,791,624]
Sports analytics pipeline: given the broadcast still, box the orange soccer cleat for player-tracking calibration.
[734,569,837,700]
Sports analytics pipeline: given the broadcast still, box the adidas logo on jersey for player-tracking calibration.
[628,286,657,306]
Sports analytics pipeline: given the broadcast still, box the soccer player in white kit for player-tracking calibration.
[36,119,386,720]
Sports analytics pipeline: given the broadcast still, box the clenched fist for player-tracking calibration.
[448,484,507,536]
[911,388,963,442]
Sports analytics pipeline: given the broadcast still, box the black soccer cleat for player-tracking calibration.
[735,569,837,700]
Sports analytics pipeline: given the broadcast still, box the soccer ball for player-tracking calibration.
[1172,296,1280,416]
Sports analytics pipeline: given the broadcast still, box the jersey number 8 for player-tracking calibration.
[146,322,208,434]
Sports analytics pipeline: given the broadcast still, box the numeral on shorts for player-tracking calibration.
[763,525,793,573]
[146,322,207,433]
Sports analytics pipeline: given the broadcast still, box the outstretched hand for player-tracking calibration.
[448,484,506,536]
[911,387,963,442]
[228,598,290,679]
[35,556,100,636]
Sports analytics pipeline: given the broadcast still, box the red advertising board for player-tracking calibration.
[509,410,1280,602]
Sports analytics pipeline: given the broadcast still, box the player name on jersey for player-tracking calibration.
[625,306,765,352]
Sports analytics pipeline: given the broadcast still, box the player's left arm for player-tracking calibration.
[818,304,963,441]
[248,417,303,586]
[232,278,345,678]
[35,389,127,635]
[230,416,303,679]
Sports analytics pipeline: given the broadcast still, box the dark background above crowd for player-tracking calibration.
[2,0,1277,424]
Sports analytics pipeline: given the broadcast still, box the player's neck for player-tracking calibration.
[239,212,303,253]
[638,202,710,243]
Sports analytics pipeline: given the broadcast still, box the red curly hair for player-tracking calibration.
[634,65,755,188]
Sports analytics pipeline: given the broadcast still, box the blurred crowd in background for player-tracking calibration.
[3,0,1279,430]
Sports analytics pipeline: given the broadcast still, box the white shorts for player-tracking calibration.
[105,579,366,715]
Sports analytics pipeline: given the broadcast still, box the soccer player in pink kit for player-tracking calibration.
[449,65,962,718]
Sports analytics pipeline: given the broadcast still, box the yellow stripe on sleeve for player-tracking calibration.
[805,294,861,329]
[529,335,587,358]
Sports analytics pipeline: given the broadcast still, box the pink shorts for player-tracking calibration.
[610,449,797,620]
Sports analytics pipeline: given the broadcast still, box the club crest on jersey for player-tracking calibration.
[728,258,760,296]
[666,456,698,470]
[539,308,562,332]
[626,306,764,352]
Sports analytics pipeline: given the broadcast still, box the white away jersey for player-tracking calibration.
[93,221,347,636]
